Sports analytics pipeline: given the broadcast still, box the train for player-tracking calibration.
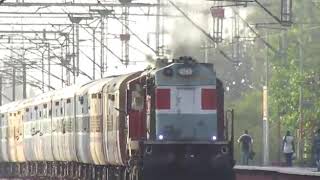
[0,57,235,180]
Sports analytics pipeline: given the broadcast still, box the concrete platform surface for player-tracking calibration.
[235,165,320,177]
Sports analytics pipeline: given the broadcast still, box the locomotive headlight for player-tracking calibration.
[178,67,193,76]
[158,135,164,140]
[212,136,217,141]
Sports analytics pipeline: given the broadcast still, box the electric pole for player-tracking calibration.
[47,43,51,91]
[0,76,2,106]
[262,32,269,166]
[22,63,26,99]
[12,67,16,101]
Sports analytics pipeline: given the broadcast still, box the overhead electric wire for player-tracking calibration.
[21,32,93,80]
[0,58,55,90]
[0,43,63,84]
[79,48,102,69]
[47,23,93,80]
[79,23,123,62]
[98,2,157,55]
[232,9,279,54]
[254,0,282,24]
[167,0,236,63]
[111,14,157,54]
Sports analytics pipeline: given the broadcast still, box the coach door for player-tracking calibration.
[127,77,146,142]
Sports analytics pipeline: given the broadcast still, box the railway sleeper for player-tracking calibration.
[0,162,133,180]
[0,161,234,180]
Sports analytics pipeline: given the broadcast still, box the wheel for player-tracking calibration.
[122,168,129,180]
[221,169,236,180]
[130,166,140,180]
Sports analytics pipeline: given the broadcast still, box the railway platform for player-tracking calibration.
[235,165,320,180]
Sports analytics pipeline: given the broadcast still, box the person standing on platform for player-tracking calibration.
[313,129,320,171]
[282,131,295,167]
[237,130,253,165]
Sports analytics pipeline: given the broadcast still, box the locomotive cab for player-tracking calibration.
[154,60,218,142]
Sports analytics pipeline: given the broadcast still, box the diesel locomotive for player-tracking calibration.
[0,57,235,180]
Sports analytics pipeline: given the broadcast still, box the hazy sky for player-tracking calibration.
[0,0,249,101]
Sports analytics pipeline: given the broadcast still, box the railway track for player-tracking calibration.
[2,166,319,180]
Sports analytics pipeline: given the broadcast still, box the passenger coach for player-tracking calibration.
[0,57,235,180]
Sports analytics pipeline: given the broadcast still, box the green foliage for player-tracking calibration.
[230,90,263,164]
[229,0,320,164]
[265,1,320,162]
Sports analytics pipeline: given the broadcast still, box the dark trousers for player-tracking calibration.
[241,151,250,165]
[284,153,293,167]
[316,150,320,171]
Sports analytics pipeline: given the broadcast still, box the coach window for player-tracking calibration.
[55,101,59,117]
[79,96,84,114]
[88,94,92,110]
[31,108,33,120]
[34,106,38,119]
[60,100,64,116]
[2,115,5,128]
[83,95,88,114]
[43,104,47,118]
[66,98,71,116]
[39,107,42,118]
[79,96,84,104]
[108,94,115,101]
[60,107,63,116]
[77,96,82,114]
[27,107,32,121]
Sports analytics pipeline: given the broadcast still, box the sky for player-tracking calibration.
[0,0,249,102]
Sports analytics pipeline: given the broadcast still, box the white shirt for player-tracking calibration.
[283,136,294,153]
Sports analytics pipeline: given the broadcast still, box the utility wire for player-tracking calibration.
[0,43,62,84]
[79,23,124,62]
[232,9,279,54]
[168,0,236,63]
[79,48,102,69]
[19,33,92,81]
[110,14,157,54]
[0,59,54,90]
[254,0,282,24]
[98,2,157,55]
